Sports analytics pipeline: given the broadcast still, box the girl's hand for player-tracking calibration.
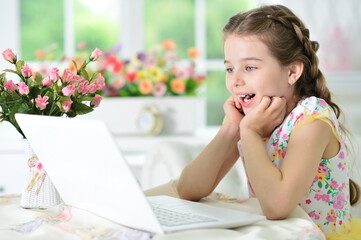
[240,96,287,137]
[223,96,244,125]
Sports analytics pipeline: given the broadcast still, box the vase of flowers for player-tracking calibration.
[0,48,104,208]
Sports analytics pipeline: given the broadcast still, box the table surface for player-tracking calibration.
[0,190,326,240]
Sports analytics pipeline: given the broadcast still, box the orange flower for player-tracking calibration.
[171,79,186,94]
[162,39,176,50]
[139,79,153,95]
[69,59,83,73]
[34,50,46,60]
[188,47,200,59]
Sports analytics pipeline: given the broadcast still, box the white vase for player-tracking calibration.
[20,139,62,208]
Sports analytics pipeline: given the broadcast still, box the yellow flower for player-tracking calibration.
[137,70,147,79]
[150,67,164,82]
[139,79,153,95]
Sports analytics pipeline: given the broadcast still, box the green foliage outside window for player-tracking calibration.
[206,0,250,59]
[74,0,120,54]
[206,71,229,125]
[20,0,64,61]
[144,0,195,59]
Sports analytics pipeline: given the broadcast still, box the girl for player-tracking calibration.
[177,4,361,239]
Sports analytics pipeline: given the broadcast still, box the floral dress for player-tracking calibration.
[239,96,355,235]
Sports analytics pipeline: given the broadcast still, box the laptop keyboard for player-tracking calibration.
[150,203,218,227]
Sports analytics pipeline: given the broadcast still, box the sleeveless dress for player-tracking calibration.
[238,96,361,239]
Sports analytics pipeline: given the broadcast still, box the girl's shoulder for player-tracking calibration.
[288,96,342,138]
[296,96,331,114]
[290,96,336,121]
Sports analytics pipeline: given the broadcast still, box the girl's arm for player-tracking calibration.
[177,96,244,201]
[240,96,338,219]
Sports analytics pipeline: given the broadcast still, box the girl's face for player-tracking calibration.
[224,34,296,115]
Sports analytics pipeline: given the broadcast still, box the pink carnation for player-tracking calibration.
[42,76,52,87]
[94,73,105,90]
[35,95,49,110]
[62,69,74,83]
[87,83,97,94]
[62,85,75,96]
[49,68,59,81]
[78,81,89,94]
[2,48,16,63]
[91,94,102,107]
[72,75,84,83]
[21,64,32,78]
[18,82,29,95]
[4,80,17,92]
[62,99,73,112]
[90,48,102,61]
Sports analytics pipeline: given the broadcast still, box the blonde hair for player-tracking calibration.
[223,4,360,205]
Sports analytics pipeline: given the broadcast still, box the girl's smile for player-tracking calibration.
[236,92,256,108]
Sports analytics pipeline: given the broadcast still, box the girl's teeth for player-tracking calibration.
[244,96,251,102]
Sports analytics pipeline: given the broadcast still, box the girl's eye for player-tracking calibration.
[246,66,256,71]
[226,67,234,73]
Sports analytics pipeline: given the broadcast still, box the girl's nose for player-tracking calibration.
[233,73,245,87]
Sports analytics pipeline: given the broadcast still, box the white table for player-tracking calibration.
[0,182,326,240]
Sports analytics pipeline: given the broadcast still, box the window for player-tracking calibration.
[18,0,251,126]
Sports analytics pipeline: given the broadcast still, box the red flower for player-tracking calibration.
[125,72,137,83]
[306,199,311,204]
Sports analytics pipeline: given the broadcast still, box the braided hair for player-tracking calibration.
[223,4,360,205]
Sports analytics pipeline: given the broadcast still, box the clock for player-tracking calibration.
[136,106,163,135]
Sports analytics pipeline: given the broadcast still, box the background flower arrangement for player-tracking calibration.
[70,39,205,97]
[0,48,104,138]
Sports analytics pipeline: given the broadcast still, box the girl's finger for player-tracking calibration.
[258,96,272,111]
[234,96,242,109]
[268,97,286,112]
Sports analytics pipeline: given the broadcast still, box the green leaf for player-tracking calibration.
[89,72,96,82]
[72,60,78,72]
[34,72,43,85]
[0,73,6,85]
[16,60,25,73]
[81,68,89,81]
[18,102,30,113]
[72,102,93,115]
[78,96,95,102]
[3,69,19,75]
[317,181,322,188]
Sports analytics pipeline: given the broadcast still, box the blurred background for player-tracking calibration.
[1,0,361,126]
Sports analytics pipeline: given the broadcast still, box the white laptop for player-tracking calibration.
[15,114,265,235]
